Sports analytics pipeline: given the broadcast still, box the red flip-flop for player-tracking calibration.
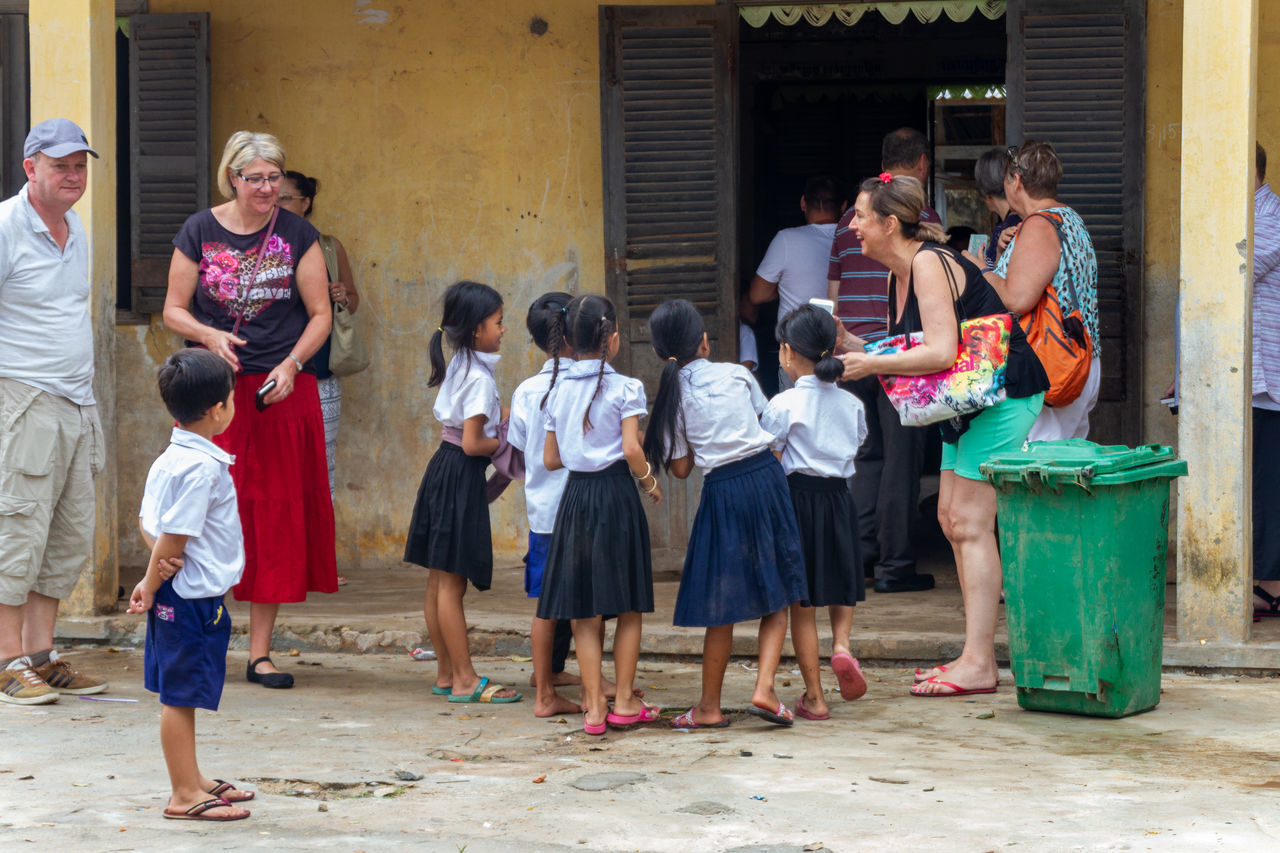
[794,693,830,721]
[910,676,997,698]
[831,653,867,700]
[913,664,948,684]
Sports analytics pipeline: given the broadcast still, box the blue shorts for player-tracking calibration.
[523,531,552,599]
[144,579,232,711]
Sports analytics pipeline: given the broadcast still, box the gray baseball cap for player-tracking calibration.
[23,118,99,160]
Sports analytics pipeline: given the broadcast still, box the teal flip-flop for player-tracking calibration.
[431,685,451,696]
[446,676,522,704]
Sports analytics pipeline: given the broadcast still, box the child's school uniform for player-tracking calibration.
[404,351,501,590]
[536,360,653,621]
[139,427,245,711]
[761,375,869,607]
[509,357,574,597]
[671,359,808,627]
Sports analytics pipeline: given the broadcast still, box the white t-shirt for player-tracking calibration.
[139,428,245,600]
[544,360,647,473]
[738,322,759,369]
[509,358,574,534]
[755,222,838,337]
[670,359,773,473]
[0,185,95,404]
[432,351,501,438]
[761,375,868,479]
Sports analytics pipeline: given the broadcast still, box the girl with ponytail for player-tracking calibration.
[405,280,522,704]
[761,304,870,719]
[643,299,809,730]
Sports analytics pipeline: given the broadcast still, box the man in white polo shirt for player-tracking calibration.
[0,118,107,705]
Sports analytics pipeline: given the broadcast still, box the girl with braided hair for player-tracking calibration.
[537,294,662,736]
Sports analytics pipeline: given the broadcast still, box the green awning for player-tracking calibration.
[740,2,1006,28]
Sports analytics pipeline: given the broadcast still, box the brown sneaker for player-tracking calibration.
[0,656,59,705]
[32,651,107,695]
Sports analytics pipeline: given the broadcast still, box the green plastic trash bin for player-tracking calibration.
[980,439,1187,718]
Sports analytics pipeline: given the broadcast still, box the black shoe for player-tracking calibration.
[873,574,935,593]
[246,656,294,689]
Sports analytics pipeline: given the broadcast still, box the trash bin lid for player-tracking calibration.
[980,439,1188,489]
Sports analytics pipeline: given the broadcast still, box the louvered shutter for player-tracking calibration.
[129,13,210,314]
[599,5,737,391]
[1007,0,1145,444]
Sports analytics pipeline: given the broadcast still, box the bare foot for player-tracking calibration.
[164,796,250,820]
[750,686,783,716]
[533,693,583,718]
[602,679,644,699]
[529,670,582,688]
[909,660,997,696]
[796,690,830,720]
[913,659,960,683]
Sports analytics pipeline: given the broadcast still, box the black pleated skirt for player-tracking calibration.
[787,472,865,606]
[537,461,654,620]
[673,450,809,627]
[1256,408,1280,580]
[403,442,493,590]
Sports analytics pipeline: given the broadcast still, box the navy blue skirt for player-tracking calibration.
[403,442,493,590]
[537,461,654,620]
[787,472,865,607]
[674,450,809,627]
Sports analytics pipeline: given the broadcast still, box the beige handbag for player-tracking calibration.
[319,234,370,376]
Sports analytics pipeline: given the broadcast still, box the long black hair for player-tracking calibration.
[642,298,705,470]
[777,304,843,383]
[427,280,504,387]
[560,293,617,431]
[526,291,572,409]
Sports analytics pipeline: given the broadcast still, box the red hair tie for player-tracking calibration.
[879,172,893,183]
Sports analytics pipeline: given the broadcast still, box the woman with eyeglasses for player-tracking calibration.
[163,131,336,690]
[983,140,1100,441]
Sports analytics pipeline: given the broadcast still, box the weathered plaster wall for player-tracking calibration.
[1144,0,1280,452]
[118,0,710,569]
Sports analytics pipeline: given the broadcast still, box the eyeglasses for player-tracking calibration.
[236,171,284,187]
[276,194,304,203]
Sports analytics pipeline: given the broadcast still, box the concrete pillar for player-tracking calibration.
[1176,0,1257,644]
[28,0,118,616]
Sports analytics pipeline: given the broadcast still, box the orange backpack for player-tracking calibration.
[1017,212,1092,408]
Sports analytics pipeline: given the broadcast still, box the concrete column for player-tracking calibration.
[28,0,118,616]
[1176,0,1257,644]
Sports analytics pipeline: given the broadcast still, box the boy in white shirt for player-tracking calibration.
[128,349,252,822]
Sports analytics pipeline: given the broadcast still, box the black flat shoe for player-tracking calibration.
[246,656,294,689]
[873,574,936,594]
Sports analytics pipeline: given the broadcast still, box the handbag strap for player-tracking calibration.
[317,233,341,284]
[230,206,280,336]
[896,244,965,350]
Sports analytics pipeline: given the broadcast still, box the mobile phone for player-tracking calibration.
[968,233,990,258]
[809,298,836,316]
[255,379,277,411]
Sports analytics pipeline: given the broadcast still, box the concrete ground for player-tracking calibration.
[4,648,1280,852]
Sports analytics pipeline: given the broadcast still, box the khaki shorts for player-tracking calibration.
[0,378,102,606]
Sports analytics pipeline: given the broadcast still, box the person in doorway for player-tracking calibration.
[1248,143,1280,619]
[0,118,109,705]
[827,128,940,594]
[970,147,1021,271]
[277,171,360,587]
[982,140,1100,442]
[749,176,845,392]
[163,131,336,690]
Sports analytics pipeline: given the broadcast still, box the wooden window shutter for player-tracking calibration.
[129,12,209,315]
[1006,0,1145,445]
[598,4,738,392]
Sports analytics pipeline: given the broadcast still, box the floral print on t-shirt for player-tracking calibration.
[198,234,295,324]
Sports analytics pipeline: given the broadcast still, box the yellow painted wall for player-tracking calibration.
[118,0,711,569]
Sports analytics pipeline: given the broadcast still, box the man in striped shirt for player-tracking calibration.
[826,128,941,594]
[1252,142,1280,618]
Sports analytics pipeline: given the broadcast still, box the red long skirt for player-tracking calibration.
[215,372,338,603]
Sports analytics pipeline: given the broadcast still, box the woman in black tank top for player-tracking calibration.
[839,174,1047,700]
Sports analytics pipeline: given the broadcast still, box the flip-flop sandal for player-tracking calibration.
[606,702,662,728]
[747,699,795,726]
[913,664,948,684]
[910,676,997,698]
[670,709,730,730]
[163,797,249,822]
[430,685,451,696]
[831,652,867,700]
[207,780,255,803]
[447,676,522,704]
[794,694,830,721]
[1254,586,1280,618]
